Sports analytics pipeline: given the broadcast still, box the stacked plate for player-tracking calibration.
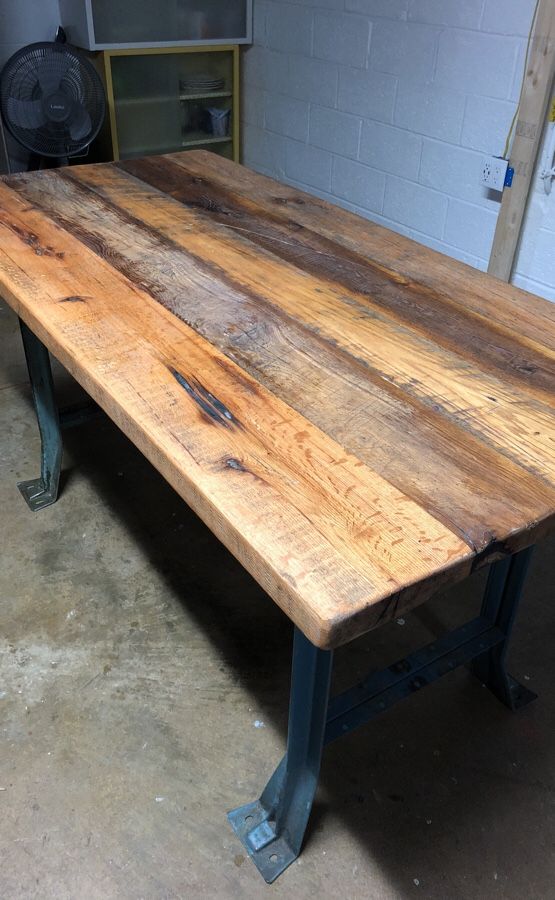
[179,74,225,93]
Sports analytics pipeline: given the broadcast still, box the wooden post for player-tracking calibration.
[488,0,555,282]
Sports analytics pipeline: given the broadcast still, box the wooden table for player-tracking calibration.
[1,151,554,882]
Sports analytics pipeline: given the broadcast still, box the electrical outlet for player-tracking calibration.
[481,155,509,191]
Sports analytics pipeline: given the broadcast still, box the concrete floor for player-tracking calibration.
[1,298,554,900]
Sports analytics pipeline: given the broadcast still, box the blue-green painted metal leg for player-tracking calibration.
[472,548,537,710]
[229,552,536,882]
[17,319,63,511]
[228,628,333,883]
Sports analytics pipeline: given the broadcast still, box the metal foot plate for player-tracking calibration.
[17,478,58,512]
[227,801,297,883]
[506,676,538,710]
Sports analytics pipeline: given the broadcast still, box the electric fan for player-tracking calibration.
[0,39,106,169]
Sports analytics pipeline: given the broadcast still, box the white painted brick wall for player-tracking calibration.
[265,93,309,141]
[369,20,438,81]
[481,0,537,36]
[332,156,385,210]
[408,0,484,30]
[435,30,520,98]
[359,121,421,179]
[513,147,555,302]
[288,55,338,106]
[338,67,396,122]
[285,139,331,190]
[314,11,371,67]
[0,0,60,51]
[394,83,466,143]
[419,139,497,208]
[383,175,447,237]
[443,199,498,258]
[346,0,408,19]
[461,96,517,152]
[242,0,555,302]
[310,105,361,157]
[266,2,313,55]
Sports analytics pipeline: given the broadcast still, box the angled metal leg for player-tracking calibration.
[230,550,537,883]
[472,547,537,710]
[17,319,63,511]
[228,628,333,883]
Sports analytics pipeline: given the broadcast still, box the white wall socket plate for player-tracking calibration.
[481,155,509,191]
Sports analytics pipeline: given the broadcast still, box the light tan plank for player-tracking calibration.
[7,166,554,555]
[0,180,475,647]
[171,150,555,353]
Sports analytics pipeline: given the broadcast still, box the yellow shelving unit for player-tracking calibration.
[102,44,240,162]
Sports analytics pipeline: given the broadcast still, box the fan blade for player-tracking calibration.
[36,54,70,96]
[6,98,47,130]
[69,104,91,142]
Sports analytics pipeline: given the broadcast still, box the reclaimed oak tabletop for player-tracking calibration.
[0,150,554,649]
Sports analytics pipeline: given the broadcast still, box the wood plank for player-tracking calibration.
[6,165,555,555]
[69,161,555,484]
[488,0,555,280]
[168,150,555,352]
[0,178,476,648]
[108,158,555,399]
[0,153,554,650]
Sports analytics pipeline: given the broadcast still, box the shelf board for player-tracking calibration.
[120,144,181,159]
[116,95,178,106]
[179,90,232,100]
[119,133,232,158]
[181,132,232,147]
[116,91,232,106]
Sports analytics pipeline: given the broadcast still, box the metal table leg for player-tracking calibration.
[472,547,537,709]
[228,628,333,883]
[229,549,537,883]
[17,319,63,512]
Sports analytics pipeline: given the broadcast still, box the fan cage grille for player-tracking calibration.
[0,42,105,158]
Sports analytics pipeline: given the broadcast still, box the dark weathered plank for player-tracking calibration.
[119,154,555,399]
[10,160,555,546]
[168,151,555,354]
[0,150,554,648]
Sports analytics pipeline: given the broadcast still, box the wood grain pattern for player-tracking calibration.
[0,150,554,648]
